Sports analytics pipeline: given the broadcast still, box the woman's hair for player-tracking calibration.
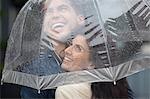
[91,78,129,99]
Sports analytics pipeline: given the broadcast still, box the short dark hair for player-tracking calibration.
[43,0,84,15]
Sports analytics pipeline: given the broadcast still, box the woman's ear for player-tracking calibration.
[77,15,85,25]
[87,63,95,69]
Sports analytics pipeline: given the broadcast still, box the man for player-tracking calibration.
[20,0,85,98]
[42,0,85,55]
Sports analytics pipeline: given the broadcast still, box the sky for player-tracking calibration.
[96,0,141,22]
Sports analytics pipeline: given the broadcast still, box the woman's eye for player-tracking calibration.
[74,45,83,52]
[66,40,72,46]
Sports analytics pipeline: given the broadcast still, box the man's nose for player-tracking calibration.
[52,10,61,18]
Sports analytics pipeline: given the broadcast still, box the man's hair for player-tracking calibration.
[43,0,84,15]
[68,0,84,14]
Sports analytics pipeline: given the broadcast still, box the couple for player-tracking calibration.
[21,0,97,98]
[43,0,94,72]
[43,0,131,99]
[43,0,97,98]
[21,0,132,99]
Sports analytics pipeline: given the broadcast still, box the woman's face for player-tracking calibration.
[61,35,92,71]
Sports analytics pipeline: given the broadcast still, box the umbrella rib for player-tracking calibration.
[93,0,114,79]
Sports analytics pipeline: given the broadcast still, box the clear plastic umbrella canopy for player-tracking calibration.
[2,0,150,90]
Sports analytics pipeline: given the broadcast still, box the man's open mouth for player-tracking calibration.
[51,23,65,33]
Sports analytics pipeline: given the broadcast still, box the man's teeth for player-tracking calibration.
[52,23,65,30]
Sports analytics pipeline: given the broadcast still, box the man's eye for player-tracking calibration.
[59,6,69,12]
[46,8,53,14]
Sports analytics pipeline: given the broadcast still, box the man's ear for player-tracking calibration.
[77,15,85,25]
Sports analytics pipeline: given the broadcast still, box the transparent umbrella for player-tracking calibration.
[1,0,150,91]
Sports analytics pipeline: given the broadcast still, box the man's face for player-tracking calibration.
[43,0,84,42]
[61,35,91,71]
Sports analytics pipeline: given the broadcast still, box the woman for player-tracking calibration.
[55,35,133,99]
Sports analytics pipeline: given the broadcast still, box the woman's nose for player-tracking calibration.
[65,46,72,55]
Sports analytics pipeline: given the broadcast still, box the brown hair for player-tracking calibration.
[43,0,83,14]
[91,78,129,99]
